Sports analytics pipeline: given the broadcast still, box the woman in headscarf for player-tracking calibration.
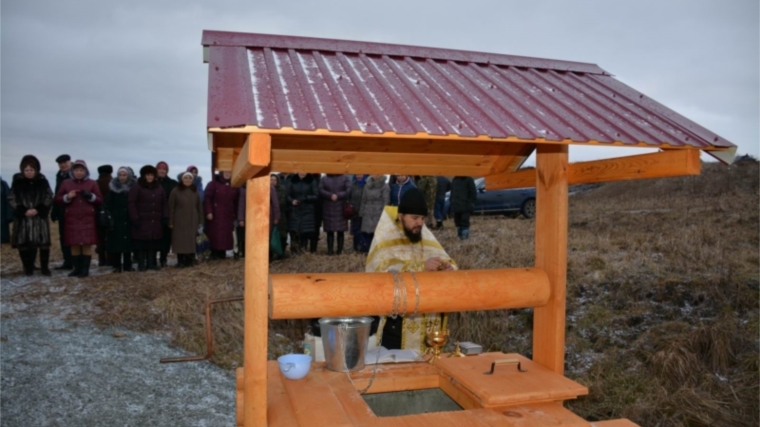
[204,170,238,260]
[105,167,136,273]
[128,165,167,271]
[186,166,204,203]
[9,155,54,276]
[169,172,204,267]
[55,159,102,278]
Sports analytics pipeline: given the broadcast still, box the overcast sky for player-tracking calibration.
[2,0,758,182]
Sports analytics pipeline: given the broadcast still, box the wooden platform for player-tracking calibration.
[237,353,608,427]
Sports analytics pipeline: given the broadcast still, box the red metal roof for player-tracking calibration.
[203,30,735,150]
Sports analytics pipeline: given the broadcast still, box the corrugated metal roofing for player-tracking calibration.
[203,30,735,150]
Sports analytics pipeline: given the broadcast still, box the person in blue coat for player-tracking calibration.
[390,175,415,207]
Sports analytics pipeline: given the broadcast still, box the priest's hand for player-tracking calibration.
[425,257,453,271]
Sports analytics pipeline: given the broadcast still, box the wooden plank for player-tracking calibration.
[590,420,640,427]
[269,269,550,320]
[217,147,236,172]
[268,363,301,427]
[438,371,484,410]
[243,175,271,427]
[474,403,589,427]
[350,361,440,394]
[485,149,701,190]
[326,374,376,425]
[487,143,535,175]
[532,144,569,374]
[281,367,355,427]
[435,353,587,407]
[209,125,716,150]
[270,159,489,176]
[232,133,272,188]
[271,134,507,155]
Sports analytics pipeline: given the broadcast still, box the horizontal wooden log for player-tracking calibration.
[269,269,550,320]
[484,149,701,191]
[231,133,271,187]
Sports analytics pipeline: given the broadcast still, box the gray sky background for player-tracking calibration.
[2,0,758,183]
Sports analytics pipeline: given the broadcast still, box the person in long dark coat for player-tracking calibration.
[105,167,135,273]
[450,176,477,240]
[1,177,13,244]
[204,171,238,260]
[128,165,167,271]
[51,154,73,269]
[55,159,103,278]
[271,174,289,255]
[319,174,351,255]
[287,173,318,254]
[349,175,366,252]
[310,174,323,253]
[169,172,203,268]
[95,165,113,267]
[8,155,54,276]
[359,174,390,250]
[156,161,178,267]
[434,176,451,229]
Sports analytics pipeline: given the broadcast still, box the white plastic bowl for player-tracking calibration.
[277,354,312,380]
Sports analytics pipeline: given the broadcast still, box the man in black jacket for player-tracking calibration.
[155,161,177,267]
[51,154,73,269]
[434,176,451,229]
[450,176,477,240]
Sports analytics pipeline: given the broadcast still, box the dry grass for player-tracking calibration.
[1,160,758,426]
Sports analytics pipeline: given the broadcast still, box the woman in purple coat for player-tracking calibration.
[318,174,351,255]
[204,171,238,260]
[128,165,167,271]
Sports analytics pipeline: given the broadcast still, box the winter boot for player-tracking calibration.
[112,255,122,273]
[309,236,318,254]
[336,232,344,255]
[159,251,168,268]
[148,251,161,271]
[40,249,51,276]
[137,252,147,272]
[19,250,34,276]
[461,228,470,240]
[68,255,83,277]
[436,221,443,229]
[326,233,334,256]
[78,256,91,278]
[122,253,133,272]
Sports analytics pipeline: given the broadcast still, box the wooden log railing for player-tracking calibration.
[268,269,550,320]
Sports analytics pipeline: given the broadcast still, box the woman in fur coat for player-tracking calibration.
[169,172,204,267]
[105,167,135,273]
[54,159,102,278]
[128,165,167,271]
[9,155,54,276]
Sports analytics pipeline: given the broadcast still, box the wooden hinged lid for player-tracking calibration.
[435,353,588,407]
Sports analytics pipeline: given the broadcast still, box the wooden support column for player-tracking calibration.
[532,144,568,374]
[244,173,270,427]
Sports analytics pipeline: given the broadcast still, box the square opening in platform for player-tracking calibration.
[361,388,463,417]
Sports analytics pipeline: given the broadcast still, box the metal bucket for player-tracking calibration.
[319,317,373,372]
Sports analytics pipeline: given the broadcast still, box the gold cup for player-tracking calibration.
[424,328,450,363]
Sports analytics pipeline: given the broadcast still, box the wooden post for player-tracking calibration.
[244,173,270,427]
[532,144,568,374]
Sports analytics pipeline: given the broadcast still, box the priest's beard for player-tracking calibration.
[403,225,423,243]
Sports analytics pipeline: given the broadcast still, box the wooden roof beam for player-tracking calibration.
[231,134,271,187]
[484,149,701,191]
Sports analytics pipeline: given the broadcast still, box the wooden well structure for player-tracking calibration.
[201,30,737,427]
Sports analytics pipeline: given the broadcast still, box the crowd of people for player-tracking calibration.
[1,153,480,277]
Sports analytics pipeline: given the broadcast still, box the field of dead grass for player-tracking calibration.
[1,160,757,426]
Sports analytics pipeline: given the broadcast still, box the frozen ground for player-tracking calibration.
[0,272,236,427]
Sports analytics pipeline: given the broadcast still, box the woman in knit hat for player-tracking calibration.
[128,165,167,271]
[54,159,103,278]
[9,155,54,275]
[105,167,136,273]
[168,172,203,267]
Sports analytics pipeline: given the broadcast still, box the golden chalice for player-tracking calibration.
[424,328,450,363]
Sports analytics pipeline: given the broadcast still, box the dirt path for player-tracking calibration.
[0,273,236,427]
